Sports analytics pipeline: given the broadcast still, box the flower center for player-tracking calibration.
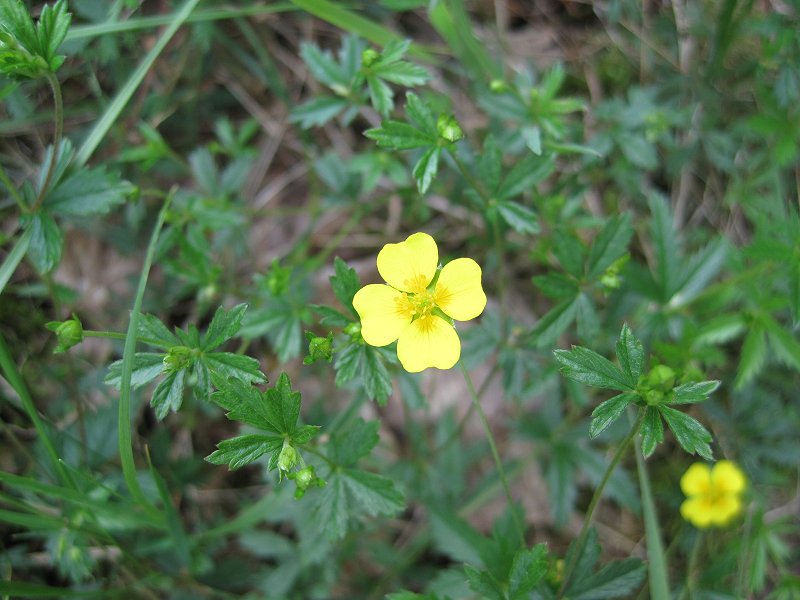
[394,289,438,321]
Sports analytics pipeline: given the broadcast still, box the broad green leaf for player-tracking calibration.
[669,380,720,404]
[575,292,600,342]
[202,303,248,350]
[204,352,265,385]
[463,565,505,600]
[673,239,728,306]
[329,418,379,466]
[639,406,663,458]
[105,352,164,389]
[477,136,502,193]
[570,558,647,599]
[364,120,436,150]
[412,146,439,194]
[735,325,767,389]
[615,323,644,387]
[205,433,283,470]
[137,313,179,347]
[564,527,600,585]
[151,369,185,419]
[497,201,539,234]
[508,544,549,600]
[658,405,713,459]
[24,211,63,273]
[590,393,637,438]
[36,0,71,68]
[289,96,348,129]
[553,346,633,391]
[330,257,361,316]
[546,443,576,525]
[44,165,132,216]
[342,467,404,516]
[586,214,633,280]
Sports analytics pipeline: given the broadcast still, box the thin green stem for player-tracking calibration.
[458,360,525,548]
[0,228,32,297]
[83,329,171,350]
[557,409,645,598]
[32,72,64,212]
[0,333,71,487]
[678,530,703,600]
[0,161,27,213]
[117,195,173,516]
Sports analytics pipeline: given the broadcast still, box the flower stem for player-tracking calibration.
[458,360,525,548]
[32,72,64,212]
[678,530,702,600]
[557,409,645,598]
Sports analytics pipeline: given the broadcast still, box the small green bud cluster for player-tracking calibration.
[163,346,194,373]
[46,315,84,353]
[437,114,464,143]
[361,48,380,68]
[303,331,334,365]
[287,465,326,499]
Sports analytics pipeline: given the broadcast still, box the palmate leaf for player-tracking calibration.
[202,303,248,350]
[203,352,264,384]
[23,211,63,274]
[508,544,548,600]
[497,201,539,234]
[590,392,637,438]
[330,257,360,316]
[151,370,185,420]
[639,406,663,458]
[658,405,713,459]
[205,433,283,470]
[614,323,644,388]
[553,346,633,391]
[364,120,435,149]
[412,146,440,194]
[586,213,633,281]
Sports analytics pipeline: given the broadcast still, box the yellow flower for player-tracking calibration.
[680,460,747,528]
[352,232,486,373]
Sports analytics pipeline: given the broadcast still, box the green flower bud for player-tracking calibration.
[489,79,508,93]
[646,364,675,391]
[264,259,290,297]
[278,445,299,472]
[361,48,380,68]
[344,321,362,340]
[437,114,464,143]
[293,465,315,489]
[304,331,334,365]
[163,346,193,372]
[46,315,84,353]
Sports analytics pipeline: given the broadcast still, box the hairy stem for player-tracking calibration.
[32,72,64,212]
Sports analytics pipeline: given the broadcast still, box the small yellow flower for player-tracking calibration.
[353,232,486,373]
[680,460,747,528]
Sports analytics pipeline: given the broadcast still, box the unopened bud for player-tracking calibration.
[489,79,507,93]
[361,48,380,68]
[163,346,193,372]
[278,445,299,472]
[304,331,334,365]
[437,114,464,143]
[46,315,84,353]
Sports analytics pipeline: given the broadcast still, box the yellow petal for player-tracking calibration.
[434,257,487,321]
[377,232,438,293]
[396,315,460,373]
[709,495,742,526]
[680,497,714,528]
[681,463,711,496]
[711,460,747,495]
[353,284,412,347]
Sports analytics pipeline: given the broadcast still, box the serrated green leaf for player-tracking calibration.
[36,0,71,69]
[289,96,349,129]
[373,60,429,86]
[532,273,579,299]
[586,214,633,280]
[364,120,436,149]
[151,369,185,420]
[204,352,265,385]
[615,323,644,387]
[763,315,800,370]
[329,418,379,466]
[590,393,637,438]
[412,146,440,194]
[669,380,720,404]
[575,292,599,342]
[508,544,549,600]
[529,296,579,348]
[342,467,404,516]
[330,257,361,316]
[497,201,539,234]
[44,166,132,216]
[259,372,301,435]
[312,472,348,539]
[334,342,361,385]
[299,41,350,89]
[367,73,394,116]
[105,352,164,389]
[571,558,647,599]
[429,508,486,565]
[735,326,767,389]
[137,313,179,347]
[553,229,586,279]
[648,192,681,301]
[404,91,436,132]
[203,303,248,350]
[292,424,321,445]
[639,406,663,458]
[24,211,62,273]
[464,565,505,600]
[495,154,555,200]
[554,346,633,391]
[211,376,273,430]
[362,345,393,404]
[658,405,713,459]
[205,433,283,470]
[310,304,352,328]
[564,527,600,585]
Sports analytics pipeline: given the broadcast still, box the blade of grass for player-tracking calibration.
[0,333,70,487]
[147,451,191,568]
[117,193,173,516]
[66,3,294,40]
[75,0,203,167]
[0,227,32,296]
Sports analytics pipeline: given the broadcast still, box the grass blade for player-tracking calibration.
[0,227,32,296]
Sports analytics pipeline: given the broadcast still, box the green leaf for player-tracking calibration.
[289,96,349,129]
[508,544,549,600]
[362,345,393,405]
[211,376,274,430]
[532,273,579,300]
[669,380,720,404]
[412,146,440,194]
[615,323,644,387]
[334,342,361,385]
[330,257,361,316]
[205,433,283,470]
[429,508,486,565]
[311,304,352,328]
[44,166,132,216]
[495,154,555,200]
[292,424,321,445]
[203,303,248,350]
[590,393,637,438]
[648,193,681,301]
[570,558,647,599]
[329,418,379,466]
[586,213,633,280]
[763,315,800,370]
[24,212,63,273]
[299,41,351,89]
[261,372,301,435]
[658,405,713,459]
[204,352,266,385]
[735,325,767,389]
[342,467,404,516]
[367,73,394,116]
[497,201,539,234]
[373,60,429,86]
[364,120,436,149]
[554,346,633,391]
[151,369,185,419]
[464,565,505,600]
[36,0,71,69]
[312,470,348,539]
[137,313,179,347]
[639,406,663,458]
[552,229,586,278]
[404,91,436,132]
[529,296,579,348]
[105,352,164,389]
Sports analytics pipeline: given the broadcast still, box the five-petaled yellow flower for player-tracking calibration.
[680,460,747,528]
[353,232,486,373]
